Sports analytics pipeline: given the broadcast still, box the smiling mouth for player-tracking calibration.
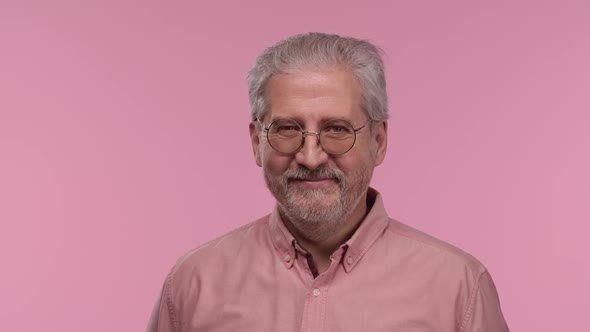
[289,178,338,188]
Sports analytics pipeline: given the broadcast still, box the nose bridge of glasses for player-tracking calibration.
[294,130,319,154]
[301,130,321,148]
[302,130,320,139]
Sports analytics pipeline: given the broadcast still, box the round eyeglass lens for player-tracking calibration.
[319,119,356,154]
[267,118,304,154]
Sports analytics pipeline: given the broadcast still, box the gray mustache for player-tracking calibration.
[283,167,345,183]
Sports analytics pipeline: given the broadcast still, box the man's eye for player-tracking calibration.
[324,125,349,133]
[276,126,299,132]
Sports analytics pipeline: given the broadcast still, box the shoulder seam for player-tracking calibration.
[165,270,180,332]
[458,270,488,332]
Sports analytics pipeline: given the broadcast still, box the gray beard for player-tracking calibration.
[266,166,370,242]
[283,186,346,223]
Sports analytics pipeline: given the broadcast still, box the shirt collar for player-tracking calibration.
[269,187,390,272]
[269,204,297,269]
[340,187,390,272]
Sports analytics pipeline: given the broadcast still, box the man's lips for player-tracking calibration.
[289,178,338,188]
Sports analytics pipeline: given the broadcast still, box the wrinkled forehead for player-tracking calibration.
[263,67,365,125]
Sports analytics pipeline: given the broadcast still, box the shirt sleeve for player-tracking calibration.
[459,270,510,332]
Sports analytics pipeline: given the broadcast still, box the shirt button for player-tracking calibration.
[312,288,321,297]
[346,257,354,265]
[283,254,291,262]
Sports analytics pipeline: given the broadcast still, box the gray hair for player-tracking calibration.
[247,32,389,123]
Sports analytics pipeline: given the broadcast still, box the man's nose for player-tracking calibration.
[295,132,329,170]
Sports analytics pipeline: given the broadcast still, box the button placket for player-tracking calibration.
[300,270,333,331]
[312,288,321,297]
[301,284,327,331]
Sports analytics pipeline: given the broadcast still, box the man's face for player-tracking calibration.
[249,67,387,241]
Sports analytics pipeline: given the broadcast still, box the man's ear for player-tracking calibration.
[249,122,262,167]
[373,120,388,166]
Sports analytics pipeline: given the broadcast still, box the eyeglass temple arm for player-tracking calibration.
[354,119,374,132]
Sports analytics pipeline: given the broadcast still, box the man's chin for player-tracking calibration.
[284,202,344,225]
[285,188,341,212]
[286,185,339,201]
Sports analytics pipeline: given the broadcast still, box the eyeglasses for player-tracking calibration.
[259,118,372,155]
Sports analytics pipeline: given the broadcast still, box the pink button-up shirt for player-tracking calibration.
[148,189,508,331]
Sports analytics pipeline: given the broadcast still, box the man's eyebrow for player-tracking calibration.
[268,117,353,126]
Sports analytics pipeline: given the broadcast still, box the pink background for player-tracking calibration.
[1,1,589,331]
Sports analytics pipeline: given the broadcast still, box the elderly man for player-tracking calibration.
[148,33,509,331]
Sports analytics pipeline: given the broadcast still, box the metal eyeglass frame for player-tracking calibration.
[258,118,373,155]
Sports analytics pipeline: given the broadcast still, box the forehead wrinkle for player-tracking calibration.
[268,91,360,122]
[265,68,364,126]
